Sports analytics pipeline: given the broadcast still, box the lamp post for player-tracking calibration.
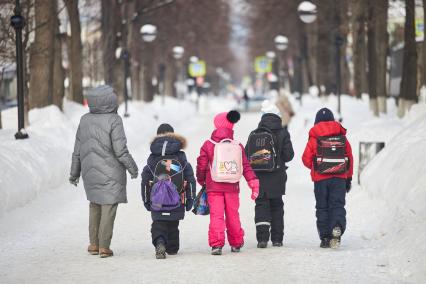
[10,0,28,139]
[266,51,278,92]
[172,46,184,99]
[297,1,317,105]
[333,0,344,121]
[140,24,157,102]
[274,35,289,93]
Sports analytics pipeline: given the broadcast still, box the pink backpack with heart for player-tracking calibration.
[209,138,243,183]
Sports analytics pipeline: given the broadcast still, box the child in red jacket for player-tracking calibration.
[302,108,353,249]
[196,110,259,255]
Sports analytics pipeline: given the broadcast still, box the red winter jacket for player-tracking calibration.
[196,127,257,193]
[302,121,353,182]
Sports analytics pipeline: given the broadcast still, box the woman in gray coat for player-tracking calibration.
[69,85,138,258]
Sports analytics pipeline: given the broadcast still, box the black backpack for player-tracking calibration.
[150,155,186,193]
[314,135,349,174]
[246,127,281,172]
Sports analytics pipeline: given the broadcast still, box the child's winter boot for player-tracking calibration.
[231,242,244,253]
[211,247,223,255]
[155,240,167,259]
[320,238,330,248]
[329,226,342,249]
[87,244,99,255]
[99,247,113,258]
[257,241,268,248]
[272,242,283,247]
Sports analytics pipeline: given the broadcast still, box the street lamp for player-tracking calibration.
[140,24,157,42]
[10,0,28,139]
[172,46,185,99]
[172,46,184,59]
[298,1,318,24]
[274,35,289,92]
[189,56,199,63]
[140,24,157,103]
[297,1,317,106]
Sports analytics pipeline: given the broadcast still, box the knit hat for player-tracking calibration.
[157,123,174,134]
[314,108,335,124]
[213,110,241,129]
[261,100,281,117]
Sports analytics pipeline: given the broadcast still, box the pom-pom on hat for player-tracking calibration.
[157,123,174,134]
[314,108,335,124]
[261,100,281,117]
[214,110,241,129]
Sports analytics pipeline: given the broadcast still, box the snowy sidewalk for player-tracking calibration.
[0,96,424,283]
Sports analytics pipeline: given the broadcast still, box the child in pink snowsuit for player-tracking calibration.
[196,110,259,255]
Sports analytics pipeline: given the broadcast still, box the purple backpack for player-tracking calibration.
[150,180,181,212]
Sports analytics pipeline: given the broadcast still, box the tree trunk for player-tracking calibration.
[316,0,335,94]
[64,0,83,104]
[101,0,120,86]
[29,0,56,109]
[422,0,426,88]
[143,44,155,102]
[336,0,351,95]
[399,0,418,117]
[367,0,379,116]
[351,0,368,98]
[375,0,389,114]
[52,18,65,110]
[164,57,176,97]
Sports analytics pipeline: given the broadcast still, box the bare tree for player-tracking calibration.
[399,0,418,117]
[375,0,389,114]
[28,0,59,109]
[350,0,368,98]
[64,0,83,104]
[422,0,426,89]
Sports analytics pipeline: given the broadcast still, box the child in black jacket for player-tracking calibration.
[245,107,294,248]
[141,123,196,259]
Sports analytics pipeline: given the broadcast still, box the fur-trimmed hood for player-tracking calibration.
[150,132,187,156]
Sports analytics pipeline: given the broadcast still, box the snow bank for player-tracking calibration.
[0,102,85,217]
[360,104,426,281]
[0,97,195,217]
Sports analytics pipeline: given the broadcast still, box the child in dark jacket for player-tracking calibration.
[141,123,196,259]
[245,106,294,248]
[302,108,353,249]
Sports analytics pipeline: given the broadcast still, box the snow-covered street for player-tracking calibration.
[0,96,425,284]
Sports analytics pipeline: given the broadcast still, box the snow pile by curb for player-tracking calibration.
[0,103,85,217]
[360,104,426,281]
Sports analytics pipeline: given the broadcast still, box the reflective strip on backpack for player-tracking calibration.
[316,158,346,163]
[255,222,271,227]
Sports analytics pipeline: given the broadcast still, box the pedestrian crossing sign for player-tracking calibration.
[189,60,207,77]
[255,56,272,74]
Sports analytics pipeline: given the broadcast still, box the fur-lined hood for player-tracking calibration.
[150,132,187,156]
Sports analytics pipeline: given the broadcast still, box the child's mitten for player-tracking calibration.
[248,179,260,200]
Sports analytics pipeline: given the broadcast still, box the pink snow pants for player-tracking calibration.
[207,191,245,248]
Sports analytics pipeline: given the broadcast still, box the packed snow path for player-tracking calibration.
[0,99,413,283]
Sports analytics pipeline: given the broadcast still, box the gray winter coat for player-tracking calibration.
[70,85,138,205]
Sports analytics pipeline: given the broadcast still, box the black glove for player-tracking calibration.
[185,199,194,211]
[69,176,79,187]
[144,203,151,211]
[346,177,352,193]
[130,172,138,179]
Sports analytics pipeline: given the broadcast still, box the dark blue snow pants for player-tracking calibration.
[314,177,346,240]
